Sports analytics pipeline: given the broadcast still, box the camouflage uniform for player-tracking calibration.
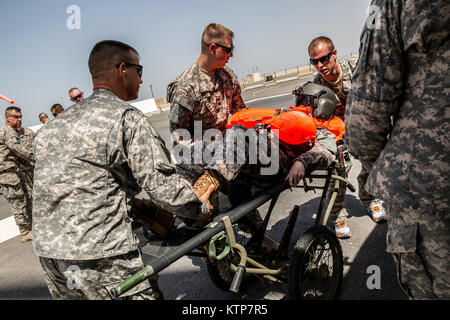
[166,61,247,218]
[38,250,161,300]
[32,89,210,300]
[167,62,246,137]
[0,125,34,230]
[312,56,357,121]
[346,0,450,299]
[312,57,361,222]
[167,62,246,182]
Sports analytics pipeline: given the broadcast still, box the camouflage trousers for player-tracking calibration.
[0,170,33,229]
[385,202,450,299]
[326,145,353,223]
[327,165,349,223]
[357,158,376,209]
[38,250,162,300]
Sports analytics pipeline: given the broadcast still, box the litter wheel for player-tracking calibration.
[288,225,343,300]
[206,216,258,291]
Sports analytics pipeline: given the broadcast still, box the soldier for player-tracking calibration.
[346,0,449,299]
[308,36,358,120]
[50,103,64,118]
[32,40,214,300]
[167,23,246,185]
[68,87,84,103]
[308,36,387,239]
[0,106,35,242]
[38,113,49,124]
[168,22,245,137]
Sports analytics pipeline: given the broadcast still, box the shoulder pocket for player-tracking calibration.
[177,96,194,112]
[150,129,176,174]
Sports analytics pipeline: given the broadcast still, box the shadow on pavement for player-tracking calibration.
[0,283,51,300]
[338,223,408,300]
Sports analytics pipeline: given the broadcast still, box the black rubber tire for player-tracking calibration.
[205,216,258,291]
[288,225,343,300]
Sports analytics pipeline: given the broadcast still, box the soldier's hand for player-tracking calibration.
[199,184,216,210]
[286,160,306,187]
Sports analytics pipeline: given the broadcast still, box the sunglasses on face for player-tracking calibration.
[115,62,143,78]
[70,93,82,101]
[206,42,234,55]
[9,115,22,119]
[309,50,334,65]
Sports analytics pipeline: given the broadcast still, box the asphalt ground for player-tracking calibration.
[0,78,408,301]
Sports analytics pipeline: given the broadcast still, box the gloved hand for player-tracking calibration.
[194,184,217,227]
[183,170,224,227]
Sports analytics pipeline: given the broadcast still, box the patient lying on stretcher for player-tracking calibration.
[132,83,342,236]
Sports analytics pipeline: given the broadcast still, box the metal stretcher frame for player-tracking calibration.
[108,162,354,299]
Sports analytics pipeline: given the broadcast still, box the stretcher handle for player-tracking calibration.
[230,265,245,293]
[346,182,356,193]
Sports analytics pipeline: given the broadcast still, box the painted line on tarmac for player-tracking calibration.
[0,216,19,244]
[244,92,292,104]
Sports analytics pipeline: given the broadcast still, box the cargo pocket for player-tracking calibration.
[386,223,417,254]
[386,223,418,298]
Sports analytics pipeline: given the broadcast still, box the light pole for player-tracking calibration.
[148,84,160,112]
[148,84,155,98]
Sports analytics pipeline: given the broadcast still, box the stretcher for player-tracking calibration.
[108,162,355,300]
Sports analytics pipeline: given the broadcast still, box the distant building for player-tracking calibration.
[28,98,159,133]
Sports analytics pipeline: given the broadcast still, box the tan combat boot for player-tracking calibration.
[19,227,32,243]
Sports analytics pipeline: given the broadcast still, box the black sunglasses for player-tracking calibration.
[206,42,234,55]
[115,62,143,78]
[309,50,334,65]
[70,93,82,101]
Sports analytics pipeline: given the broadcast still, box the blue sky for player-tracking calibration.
[0,0,371,127]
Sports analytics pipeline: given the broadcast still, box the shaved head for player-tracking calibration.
[308,36,335,55]
[88,40,139,79]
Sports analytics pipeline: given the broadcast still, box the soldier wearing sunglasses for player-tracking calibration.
[308,36,387,240]
[0,106,35,243]
[167,23,271,241]
[308,36,357,121]
[32,40,214,300]
[167,23,246,182]
[50,103,64,118]
[68,87,84,103]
